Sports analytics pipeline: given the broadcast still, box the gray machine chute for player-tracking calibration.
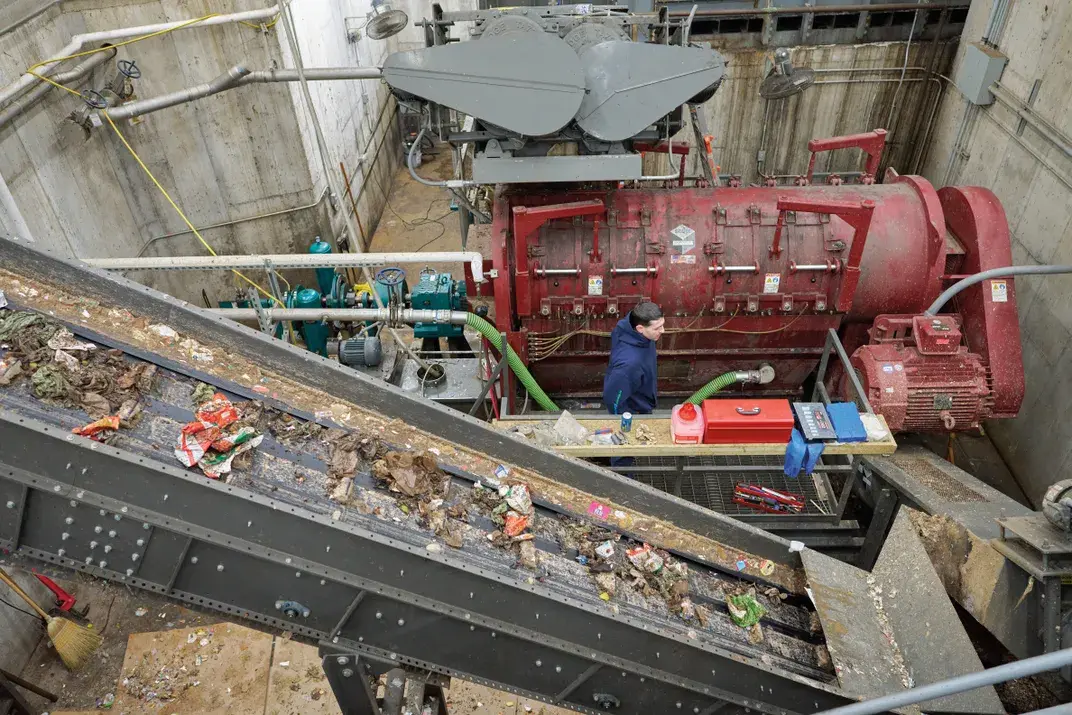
[577,41,725,142]
[379,5,728,183]
[382,32,586,137]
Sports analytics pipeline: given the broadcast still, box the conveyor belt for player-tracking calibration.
[0,235,1001,714]
[0,335,831,677]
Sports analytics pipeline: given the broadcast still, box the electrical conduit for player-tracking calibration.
[925,265,1072,315]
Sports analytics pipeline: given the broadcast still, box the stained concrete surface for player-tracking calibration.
[6,569,225,712]
[920,0,1072,507]
[2,566,570,715]
[0,567,55,674]
[0,0,403,307]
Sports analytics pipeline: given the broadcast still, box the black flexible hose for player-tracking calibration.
[925,265,1072,315]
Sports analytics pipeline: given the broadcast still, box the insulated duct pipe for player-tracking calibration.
[0,5,281,108]
[925,265,1072,315]
[0,44,117,128]
[97,65,384,122]
[208,307,471,324]
[81,251,486,283]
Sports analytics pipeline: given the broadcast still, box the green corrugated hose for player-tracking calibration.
[466,313,559,412]
[686,371,740,405]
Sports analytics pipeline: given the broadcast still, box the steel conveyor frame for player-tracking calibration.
[0,234,873,714]
[0,407,842,715]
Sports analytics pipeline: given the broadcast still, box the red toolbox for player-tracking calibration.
[701,399,794,444]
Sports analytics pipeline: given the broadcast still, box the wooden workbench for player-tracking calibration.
[493,414,897,457]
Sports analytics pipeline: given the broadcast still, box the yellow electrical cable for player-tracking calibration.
[22,72,283,306]
[238,15,280,30]
[26,15,221,79]
[101,111,283,306]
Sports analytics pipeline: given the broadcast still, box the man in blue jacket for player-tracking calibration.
[603,302,665,416]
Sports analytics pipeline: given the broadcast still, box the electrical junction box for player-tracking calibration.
[411,271,466,339]
[955,42,1008,105]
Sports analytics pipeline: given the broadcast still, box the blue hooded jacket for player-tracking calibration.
[602,316,658,415]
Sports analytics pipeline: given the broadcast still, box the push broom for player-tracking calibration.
[0,566,102,670]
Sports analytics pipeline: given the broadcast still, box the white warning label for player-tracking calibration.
[991,280,1008,303]
[670,254,696,265]
[588,276,603,296]
[763,273,781,294]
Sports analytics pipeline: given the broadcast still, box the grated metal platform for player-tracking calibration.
[630,455,836,517]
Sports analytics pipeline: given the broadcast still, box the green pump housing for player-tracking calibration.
[295,287,329,356]
[309,237,335,297]
[410,271,466,339]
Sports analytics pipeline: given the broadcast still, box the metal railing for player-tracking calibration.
[816,647,1072,715]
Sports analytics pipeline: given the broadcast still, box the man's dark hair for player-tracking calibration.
[629,302,663,329]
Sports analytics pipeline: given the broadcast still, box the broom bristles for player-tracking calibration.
[46,615,103,671]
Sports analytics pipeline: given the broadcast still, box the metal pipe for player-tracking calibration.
[669,2,967,17]
[815,648,1072,715]
[101,65,250,121]
[975,104,1072,191]
[610,267,657,275]
[135,187,330,257]
[792,264,835,271]
[82,251,487,283]
[813,66,929,74]
[0,168,34,243]
[209,307,470,324]
[279,4,431,373]
[245,68,383,82]
[97,65,382,122]
[885,1,921,129]
[0,45,118,128]
[639,136,680,181]
[535,268,580,276]
[709,265,758,273]
[0,5,281,108]
[991,82,1072,157]
[408,127,472,189]
[926,265,1072,315]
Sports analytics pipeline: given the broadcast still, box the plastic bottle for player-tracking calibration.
[671,403,705,444]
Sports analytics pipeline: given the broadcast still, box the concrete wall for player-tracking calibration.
[921,0,1072,507]
[647,41,956,182]
[0,565,52,675]
[0,0,406,304]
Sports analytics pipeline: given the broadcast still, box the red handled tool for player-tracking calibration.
[32,571,77,612]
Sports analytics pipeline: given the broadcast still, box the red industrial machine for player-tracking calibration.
[476,130,1025,432]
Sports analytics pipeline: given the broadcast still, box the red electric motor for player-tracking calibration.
[850,315,993,432]
[470,130,1025,432]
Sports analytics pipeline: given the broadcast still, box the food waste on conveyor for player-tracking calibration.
[0,307,834,680]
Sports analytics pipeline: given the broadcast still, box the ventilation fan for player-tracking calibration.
[759,47,815,100]
[366,0,409,40]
